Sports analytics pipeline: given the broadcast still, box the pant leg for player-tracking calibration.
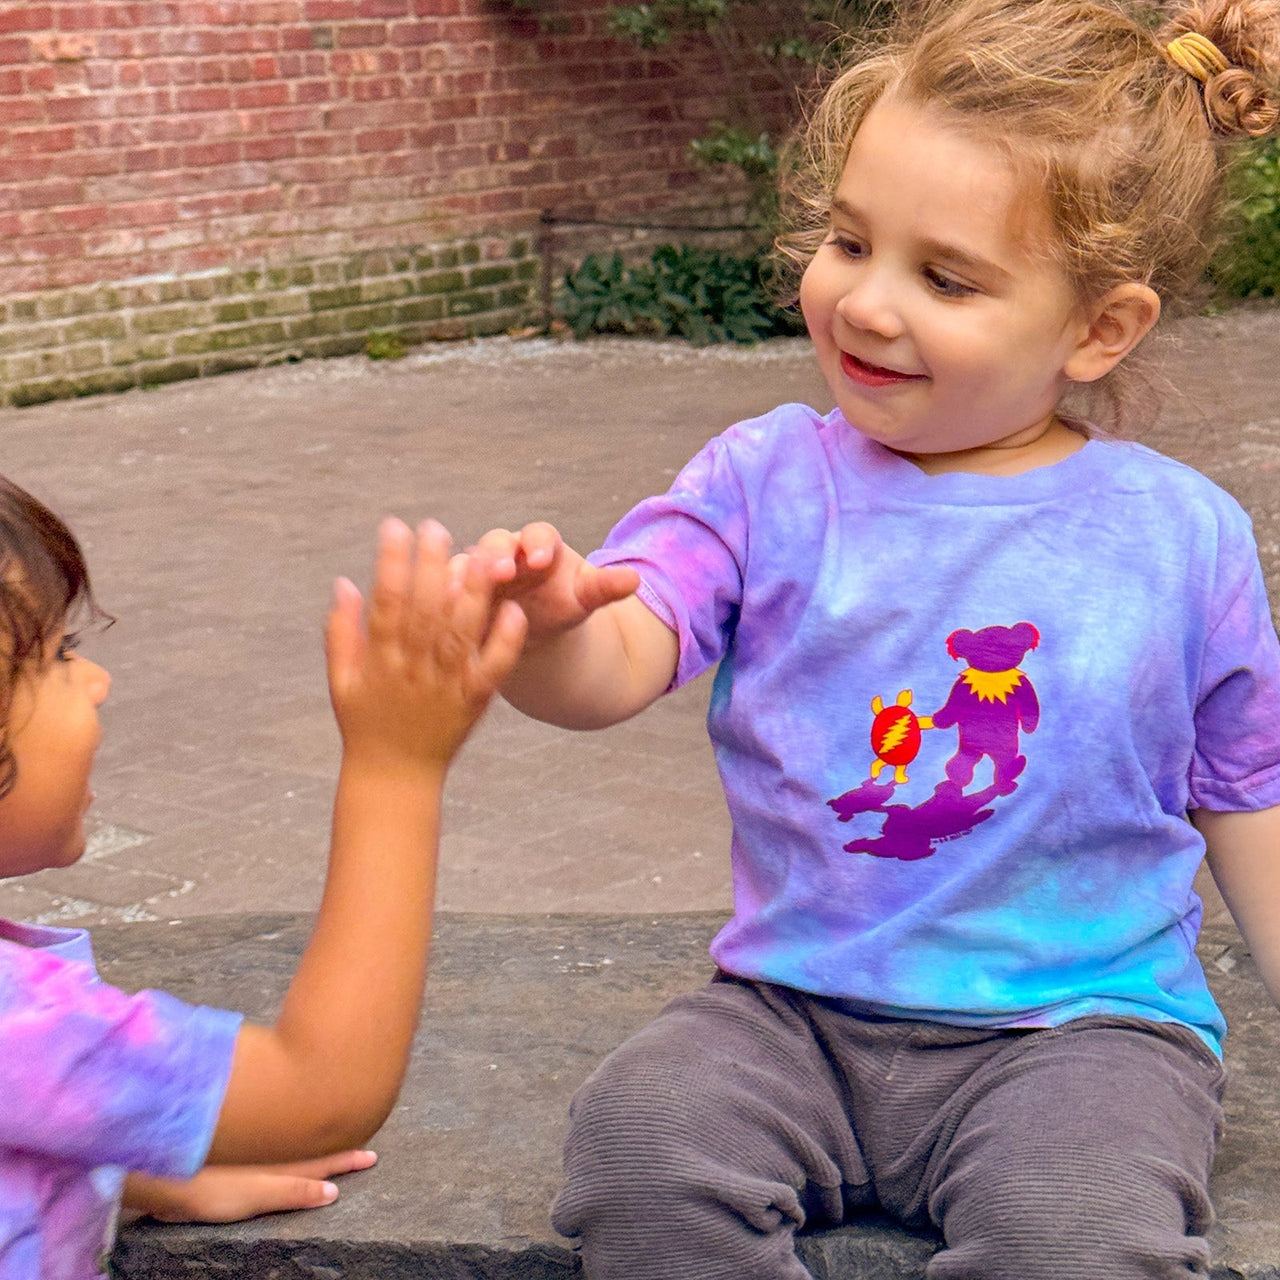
[550,976,870,1280]
[921,1019,1226,1280]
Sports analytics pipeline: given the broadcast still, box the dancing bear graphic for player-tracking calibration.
[828,623,1040,861]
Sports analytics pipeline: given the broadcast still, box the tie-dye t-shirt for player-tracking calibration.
[0,918,241,1279]
[589,404,1280,1054]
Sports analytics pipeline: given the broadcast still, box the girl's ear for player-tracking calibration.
[1063,283,1161,384]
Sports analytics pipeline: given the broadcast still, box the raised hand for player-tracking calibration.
[469,521,639,646]
[326,518,528,769]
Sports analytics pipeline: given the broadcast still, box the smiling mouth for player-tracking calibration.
[840,351,926,387]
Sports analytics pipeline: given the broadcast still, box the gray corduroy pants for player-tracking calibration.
[551,974,1226,1280]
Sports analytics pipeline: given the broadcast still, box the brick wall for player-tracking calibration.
[0,0,799,405]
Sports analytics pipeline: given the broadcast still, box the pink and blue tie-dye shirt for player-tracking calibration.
[0,918,241,1279]
[589,404,1280,1054]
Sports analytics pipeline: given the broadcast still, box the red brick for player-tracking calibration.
[2,6,54,33]
[181,140,242,166]
[294,79,333,103]
[354,126,406,151]
[175,85,233,111]
[244,134,298,161]
[234,82,290,107]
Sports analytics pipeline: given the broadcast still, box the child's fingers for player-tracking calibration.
[366,517,414,642]
[474,599,529,690]
[470,527,521,580]
[324,577,365,693]
[202,1170,340,1220]
[259,1150,378,1180]
[403,520,453,648]
[516,521,561,572]
[447,544,508,648]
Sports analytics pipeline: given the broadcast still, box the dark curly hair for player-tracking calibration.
[0,476,107,800]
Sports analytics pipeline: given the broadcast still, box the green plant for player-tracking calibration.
[365,331,408,360]
[1210,138,1280,299]
[556,245,804,344]
[607,0,886,236]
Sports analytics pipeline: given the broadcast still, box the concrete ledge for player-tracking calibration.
[103,913,1280,1279]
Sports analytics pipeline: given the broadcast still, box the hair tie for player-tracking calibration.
[1165,32,1230,83]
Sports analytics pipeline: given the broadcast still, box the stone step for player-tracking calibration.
[103,913,1280,1279]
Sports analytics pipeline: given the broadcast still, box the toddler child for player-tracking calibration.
[0,476,526,1277]
[464,1,1280,1276]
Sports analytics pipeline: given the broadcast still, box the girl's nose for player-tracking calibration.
[836,270,905,340]
[80,657,111,705]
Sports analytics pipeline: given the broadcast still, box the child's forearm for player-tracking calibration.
[501,594,679,729]
[207,756,443,1164]
[1197,805,1280,1009]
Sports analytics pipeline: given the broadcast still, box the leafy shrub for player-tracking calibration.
[1210,138,1280,299]
[557,245,805,344]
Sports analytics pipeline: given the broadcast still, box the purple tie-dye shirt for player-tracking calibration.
[589,404,1280,1053]
[0,918,241,1278]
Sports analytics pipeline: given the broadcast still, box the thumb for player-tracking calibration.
[576,563,640,614]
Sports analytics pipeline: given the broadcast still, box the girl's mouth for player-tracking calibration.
[840,351,925,388]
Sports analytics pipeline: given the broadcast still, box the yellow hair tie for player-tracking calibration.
[1166,32,1230,83]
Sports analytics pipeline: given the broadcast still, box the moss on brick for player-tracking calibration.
[470,264,514,287]
[446,290,495,317]
[65,315,127,342]
[3,235,582,404]
[132,306,209,335]
[201,353,263,377]
[286,313,346,339]
[498,283,533,308]
[419,271,465,295]
[310,285,363,311]
[140,360,202,387]
[360,278,412,303]
[0,325,59,353]
[109,337,169,365]
[393,298,446,323]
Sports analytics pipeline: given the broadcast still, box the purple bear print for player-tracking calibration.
[827,622,1041,862]
[934,623,1040,796]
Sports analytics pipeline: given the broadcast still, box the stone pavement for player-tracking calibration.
[0,308,1275,1274]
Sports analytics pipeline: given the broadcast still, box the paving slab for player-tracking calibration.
[0,311,1274,933]
[0,310,1272,1276]
[104,913,1280,1278]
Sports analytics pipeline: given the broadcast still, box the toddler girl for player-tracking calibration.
[0,476,526,1277]
[467,0,1280,1276]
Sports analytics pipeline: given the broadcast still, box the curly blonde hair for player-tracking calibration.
[776,0,1280,430]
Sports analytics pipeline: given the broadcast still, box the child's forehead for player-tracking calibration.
[839,96,1064,261]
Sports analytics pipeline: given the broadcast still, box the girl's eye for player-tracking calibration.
[827,233,866,261]
[924,268,978,299]
[55,635,81,663]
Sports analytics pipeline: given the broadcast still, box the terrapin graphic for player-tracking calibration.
[829,623,1040,861]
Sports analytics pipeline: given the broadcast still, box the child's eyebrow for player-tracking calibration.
[828,197,1013,285]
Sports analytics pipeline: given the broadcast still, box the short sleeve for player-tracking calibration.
[0,939,241,1178]
[1191,552,1280,810]
[588,434,749,688]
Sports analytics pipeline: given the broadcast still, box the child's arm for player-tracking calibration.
[470,521,678,729]
[1195,806,1280,1006]
[201,517,525,1166]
